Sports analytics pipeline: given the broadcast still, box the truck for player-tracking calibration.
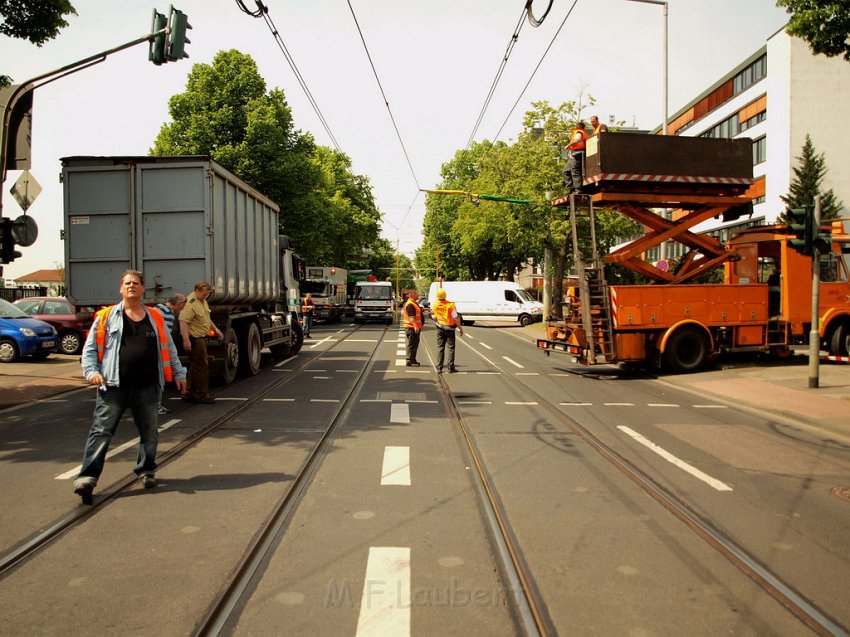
[427,280,543,326]
[301,266,347,323]
[536,133,850,373]
[353,280,394,324]
[62,155,304,384]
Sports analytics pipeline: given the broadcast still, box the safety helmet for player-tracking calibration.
[436,288,447,299]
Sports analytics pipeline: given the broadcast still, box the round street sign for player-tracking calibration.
[655,259,669,272]
[11,215,38,247]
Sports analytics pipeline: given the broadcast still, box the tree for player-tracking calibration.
[776,0,850,61]
[0,0,77,86]
[151,49,381,265]
[778,134,844,221]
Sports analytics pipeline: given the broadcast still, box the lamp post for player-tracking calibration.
[625,0,668,135]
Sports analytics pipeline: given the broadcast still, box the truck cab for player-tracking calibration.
[353,281,394,324]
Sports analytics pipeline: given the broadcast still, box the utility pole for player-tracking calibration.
[808,196,822,388]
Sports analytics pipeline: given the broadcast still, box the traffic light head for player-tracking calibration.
[167,8,192,62]
[786,206,813,256]
[148,9,168,66]
[0,218,22,264]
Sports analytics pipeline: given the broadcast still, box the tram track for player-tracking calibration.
[451,338,848,637]
[0,324,386,581]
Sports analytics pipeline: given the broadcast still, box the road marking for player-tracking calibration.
[349,339,379,342]
[479,341,493,350]
[458,401,492,405]
[335,369,358,373]
[313,376,332,380]
[276,354,299,367]
[693,404,728,409]
[505,401,538,406]
[648,403,679,408]
[264,398,295,402]
[361,399,392,403]
[405,399,437,404]
[56,418,180,480]
[515,372,539,376]
[305,369,326,372]
[355,547,410,636]
[604,402,634,406]
[477,371,500,375]
[311,399,340,403]
[381,446,410,485]
[560,402,592,406]
[502,356,524,369]
[390,403,410,423]
[618,426,733,492]
[394,359,406,366]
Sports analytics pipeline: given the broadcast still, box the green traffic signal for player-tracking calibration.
[786,206,812,255]
[167,8,191,62]
[148,9,168,66]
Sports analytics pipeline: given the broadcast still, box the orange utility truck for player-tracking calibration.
[536,133,850,372]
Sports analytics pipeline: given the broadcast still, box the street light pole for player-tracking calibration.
[625,0,668,135]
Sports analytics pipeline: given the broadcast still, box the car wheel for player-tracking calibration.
[59,330,83,355]
[0,339,19,363]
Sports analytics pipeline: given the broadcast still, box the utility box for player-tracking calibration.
[584,133,754,195]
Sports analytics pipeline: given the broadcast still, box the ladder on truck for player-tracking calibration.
[569,195,614,364]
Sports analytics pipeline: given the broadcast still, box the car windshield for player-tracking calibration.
[356,286,392,300]
[0,298,33,319]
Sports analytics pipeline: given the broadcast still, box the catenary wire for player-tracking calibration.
[345,0,421,191]
[525,0,555,27]
[238,0,342,151]
[465,4,529,149]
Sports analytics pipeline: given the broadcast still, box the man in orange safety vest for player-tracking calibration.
[431,287,464,373]
[402,289,423,366]
[562,120,588,194]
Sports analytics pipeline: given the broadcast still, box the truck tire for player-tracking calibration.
[238,322,262,376]
[663,326,708,374]
[289,319,304,354]
[830,322,850,356]
[221,327,239,385]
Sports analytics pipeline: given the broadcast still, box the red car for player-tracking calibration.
[13,297,96,355]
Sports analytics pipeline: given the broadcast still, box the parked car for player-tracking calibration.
[0,298,59,362]
[12,296,95,355]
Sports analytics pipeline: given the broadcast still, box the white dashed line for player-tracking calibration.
[502,356,524,368]
[390,403,410,423]
[381,446,410,485]
[355,547,410,636]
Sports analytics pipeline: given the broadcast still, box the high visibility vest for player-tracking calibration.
[95,305,173,382]
[593,123,606,136]
[402,298,422,329]
[567,127,588,151]
[432,300,458,328]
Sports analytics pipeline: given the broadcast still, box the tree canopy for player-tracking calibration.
[0,0,77,86]
[777,0,850,60]
[151,49,382,266]
[779,134,844,220]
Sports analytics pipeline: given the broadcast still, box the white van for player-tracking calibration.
[354,281,395,324]
[427,281,543,326]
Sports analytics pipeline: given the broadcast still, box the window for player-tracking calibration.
[739,110,766,132]
[733,54,766,95]
[753,136,766,165]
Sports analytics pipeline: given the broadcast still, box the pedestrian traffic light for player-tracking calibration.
[166,7,191,62]
[0,218,22,264]
[148,9,168,65]
[786,206,812,255]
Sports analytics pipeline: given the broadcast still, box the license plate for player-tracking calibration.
[42,341,55,349]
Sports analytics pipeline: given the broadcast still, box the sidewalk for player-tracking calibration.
[519,322,850,435]
[0,357,88,411]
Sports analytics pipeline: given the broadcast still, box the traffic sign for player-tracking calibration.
[655,259,669,272]
[10,170,41,212]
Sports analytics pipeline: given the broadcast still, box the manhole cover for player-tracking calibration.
[830,487,850,502]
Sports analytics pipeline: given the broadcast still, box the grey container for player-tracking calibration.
[62,156,281,307]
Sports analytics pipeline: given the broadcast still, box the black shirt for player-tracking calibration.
[119,311,160,387]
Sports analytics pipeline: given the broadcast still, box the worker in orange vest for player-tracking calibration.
[590,115,608,136]
[562,120,588,194]
[431,287,464,373]
[402,289,423,366]
[75,269,187,504]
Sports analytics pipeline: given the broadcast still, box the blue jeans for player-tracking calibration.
[77,384,160,484]
[303,313,313,335]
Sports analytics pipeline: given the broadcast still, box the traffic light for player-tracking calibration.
[787,206,812,255]
[0,218,22,264]
[148,9,168,65]
[812,222,832,254]
[166,7,191,62]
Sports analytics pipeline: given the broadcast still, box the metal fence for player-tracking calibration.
[0,287,49,302]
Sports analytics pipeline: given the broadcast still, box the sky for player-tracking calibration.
[0,0,790,280]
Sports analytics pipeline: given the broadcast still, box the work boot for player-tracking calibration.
[73,480,94,505]
[141,474,158,489]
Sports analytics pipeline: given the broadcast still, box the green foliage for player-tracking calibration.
[151,49,381,265]
[777,0,850,61]
[778,134,844,221]
[0,0,76,45]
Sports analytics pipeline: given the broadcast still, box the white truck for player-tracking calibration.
[428,281,543,326]
[62,155,304,384]
[301,266,347,323]
[353,280,394,324]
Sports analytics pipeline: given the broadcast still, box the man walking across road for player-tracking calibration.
[301,292,315,338]
[179,281,223,404]
[402,289,423,366]
[154,292,186,414]
[431,288,464,373]
[74,270,187,504]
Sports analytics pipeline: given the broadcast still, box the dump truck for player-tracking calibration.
[62,155,304,384]
[301,266,347,323]
[536,133,850,372]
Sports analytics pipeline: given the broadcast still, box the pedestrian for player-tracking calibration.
[73,270,187,504]
[301,292,315,338]
[402,289,423,366]
[431,287,464,373]
[154,292,186,414]
[590,115,608,136]
[179,281,224,404]
[562,120,588,194]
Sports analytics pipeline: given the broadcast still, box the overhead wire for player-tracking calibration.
[345,0,421,192]
[239,0,342,151]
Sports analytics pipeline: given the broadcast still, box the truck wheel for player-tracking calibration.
[221,327,239,385]
[830,322,850,356]
[663,326,708,374]
[519,314,532,327]
[238,322,262,376]
[289,319,304,355]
